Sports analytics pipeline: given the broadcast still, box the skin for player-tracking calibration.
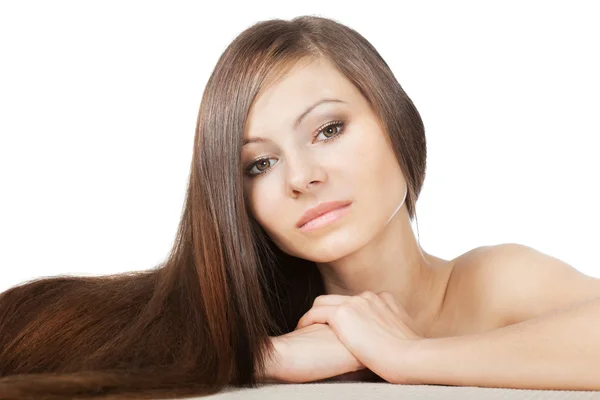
[242,57,599,385]
[242,57,459,338]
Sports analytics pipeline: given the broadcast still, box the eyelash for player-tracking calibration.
[244,120,347,178]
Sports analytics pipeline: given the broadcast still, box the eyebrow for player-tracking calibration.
[243,98,345,146]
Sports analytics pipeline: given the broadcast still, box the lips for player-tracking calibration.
[296,200,353,228]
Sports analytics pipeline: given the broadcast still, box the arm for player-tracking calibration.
[406,296,600,390]
[255,326,374,384]
[255,338,287,383]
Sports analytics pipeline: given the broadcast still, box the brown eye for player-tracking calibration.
[256,159,270,172]
[323,124,338,137]
[245,157,276,177]
[245,120,346,179]
[315,121,345,141]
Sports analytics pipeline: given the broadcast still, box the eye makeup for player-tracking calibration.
[243,119,347,178]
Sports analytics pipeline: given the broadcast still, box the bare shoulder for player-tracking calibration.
[447,242,600,333]
[451,243,541,324]
[437,244,521,335]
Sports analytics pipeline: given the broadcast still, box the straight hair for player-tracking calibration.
[0,15,427,399]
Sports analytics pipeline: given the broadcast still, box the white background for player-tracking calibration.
[1,1,598,293]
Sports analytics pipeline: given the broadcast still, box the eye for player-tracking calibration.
[244,120,347,178]
[247,157,275,176]
[314,120,345,141]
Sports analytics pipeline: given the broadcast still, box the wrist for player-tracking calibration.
[394,338,437,385]
[256,337,287,383]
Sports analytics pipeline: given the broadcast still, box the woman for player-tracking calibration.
[2,14,599,399]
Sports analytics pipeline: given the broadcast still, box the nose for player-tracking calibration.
[286,152,327,196]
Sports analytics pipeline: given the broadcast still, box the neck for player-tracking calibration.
[315,207,455,336]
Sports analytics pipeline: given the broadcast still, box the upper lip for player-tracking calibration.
[296,200,352,228]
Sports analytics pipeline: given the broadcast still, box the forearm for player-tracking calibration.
[406,297,600,390]
[255,337,286,383]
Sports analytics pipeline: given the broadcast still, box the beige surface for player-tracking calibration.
[193,382,600,399]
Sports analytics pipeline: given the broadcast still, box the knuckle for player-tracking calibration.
[359,290,377,299]
[379,291,393,301]
[351,295,366,304]
[336,303,353,317]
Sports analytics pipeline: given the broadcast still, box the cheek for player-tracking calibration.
[352,131,404,207]
[246,184,286,231]
[344,129,391,186]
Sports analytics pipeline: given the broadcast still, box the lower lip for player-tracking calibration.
[299,204,352,232]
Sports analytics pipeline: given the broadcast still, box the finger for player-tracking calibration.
[312,294,351,307]
[295,305,337,330]
[296,294,353,331]
[377,291,401,317]
[358,291,378,300]
[359,290,388,310]
[377,292,420,336]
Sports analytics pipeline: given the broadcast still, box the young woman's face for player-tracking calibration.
[242,57,407,262]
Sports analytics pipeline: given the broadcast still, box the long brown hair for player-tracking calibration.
[0,15,426,399]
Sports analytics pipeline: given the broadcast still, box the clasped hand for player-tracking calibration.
[269,291,425,384]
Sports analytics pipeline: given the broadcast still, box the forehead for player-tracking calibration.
[245,58,358,138]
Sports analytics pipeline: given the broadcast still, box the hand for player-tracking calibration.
[262,323,369,383]
[295,291,424,384]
